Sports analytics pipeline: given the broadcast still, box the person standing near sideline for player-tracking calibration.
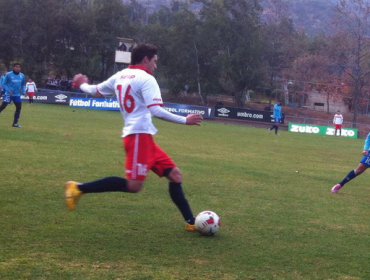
[25,79,38,105]
[333,110,343,136]
[268,100,282,135]
[0,63,26,128]
[65,43,203,231]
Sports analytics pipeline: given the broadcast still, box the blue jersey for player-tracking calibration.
[363,133,370,151]
[0,74,5,87]
[3,71,26,97]
[273,104,282,118]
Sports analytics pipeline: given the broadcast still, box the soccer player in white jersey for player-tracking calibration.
[65,44,202,231]
[25,79,38,105]
[333,110,343,136]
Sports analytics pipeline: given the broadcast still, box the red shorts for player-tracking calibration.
[28,92,35,98]
[123,134,176,181]
[335,124,342,129]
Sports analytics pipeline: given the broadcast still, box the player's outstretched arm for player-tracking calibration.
[186,114,203,126]
[72,74,88,87]
[149,106,202,126]
[72,74,99,96]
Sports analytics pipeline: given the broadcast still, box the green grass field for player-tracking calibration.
[1,103,370,279]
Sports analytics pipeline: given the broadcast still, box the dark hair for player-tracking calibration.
[131,44,158,65]
[13,62,21,67]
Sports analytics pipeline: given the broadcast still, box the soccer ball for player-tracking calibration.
[195,210,221,236]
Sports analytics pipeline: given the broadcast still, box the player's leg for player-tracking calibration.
[151,142,196,231]
[166,167,196,231]
[65,134,148,210]
[275,122,279,135]
[332,161,368,193]
[0,95,10,113]
[0,102,8,113]
[269,124,276,131]
[12,100,22,127]
[29,92,34,105]
[65,178,143,210]
[335,125,339,136]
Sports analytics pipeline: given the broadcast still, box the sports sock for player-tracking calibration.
[169,182,195,224]
[339,170,357,187]
[275,126,279,135]
[269,125,276,131]
[13,102,21,124]
[78,176,128,193]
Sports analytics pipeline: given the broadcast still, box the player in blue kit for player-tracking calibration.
[0,63,26,128]
[268,100,282,135]
[0,71,7,96]
[332,132,370,193]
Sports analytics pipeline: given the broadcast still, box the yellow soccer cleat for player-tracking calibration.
[185,223,196,232]
[65,181,83,211]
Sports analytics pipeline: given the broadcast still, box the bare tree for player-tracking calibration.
[330,0,370,126]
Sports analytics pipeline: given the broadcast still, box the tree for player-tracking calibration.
[329,0,370,126]
[145,1,221,105]
[263,0,294,106]
[197,0,265,107]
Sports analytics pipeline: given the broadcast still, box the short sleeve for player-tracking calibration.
[141,76,163,108]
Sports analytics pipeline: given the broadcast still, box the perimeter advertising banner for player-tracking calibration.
[215,106,284,124]
[69,98,215,119]
[69,98,120,110]
[21,90,70,104]
[163,103,215,118]
[288,123,358,138]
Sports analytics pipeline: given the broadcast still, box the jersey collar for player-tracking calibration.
[128,65,153,75]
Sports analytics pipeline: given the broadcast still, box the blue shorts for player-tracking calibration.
[360,153,370,167]
[274,117,281,123]
[2,95,22,104]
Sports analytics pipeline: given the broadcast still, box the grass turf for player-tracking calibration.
[0,103,370,279]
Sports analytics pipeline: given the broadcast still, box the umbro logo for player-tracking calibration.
[55,94,67,100]
[55,94,68,102]
[217,108,230,114]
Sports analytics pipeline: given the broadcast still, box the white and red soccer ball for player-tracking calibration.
[195,210,221,236]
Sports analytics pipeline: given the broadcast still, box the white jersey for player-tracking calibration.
[26,82,37,92]
[333,114,343,125]
[96,65,163,137]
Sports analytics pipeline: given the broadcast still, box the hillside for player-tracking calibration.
[122,0,338,36]
[283,0,337,36]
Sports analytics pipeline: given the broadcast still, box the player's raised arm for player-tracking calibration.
[72,74,96,95]
[73,73,117,97]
